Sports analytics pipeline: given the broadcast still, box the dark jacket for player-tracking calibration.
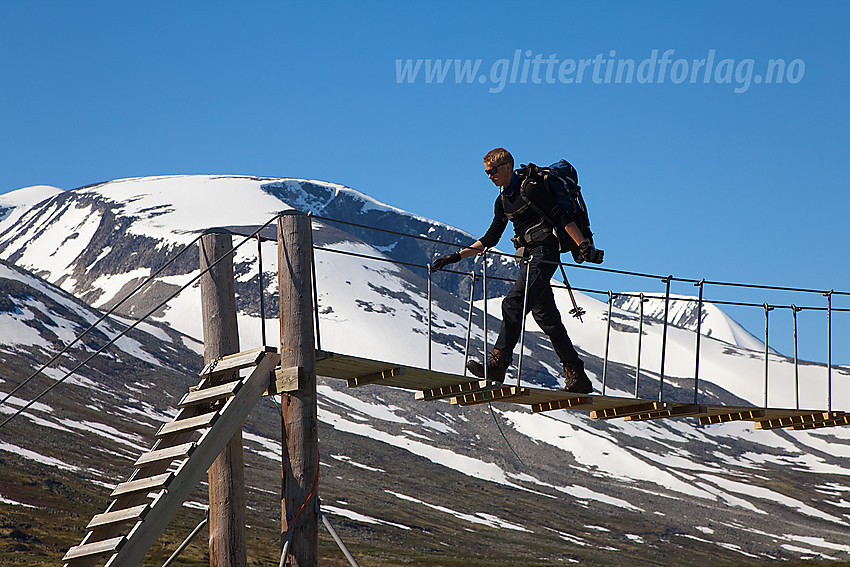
[479,171,574,249]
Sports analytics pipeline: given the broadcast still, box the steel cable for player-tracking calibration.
[0,233,204,409]
[0,214,281,429]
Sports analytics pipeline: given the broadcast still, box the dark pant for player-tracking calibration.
[493,244,581,366]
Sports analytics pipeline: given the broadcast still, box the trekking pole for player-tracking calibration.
[557,263,585,322]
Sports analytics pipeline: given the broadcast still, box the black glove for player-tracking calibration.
[579,241,604,264]
[430,252,462,273]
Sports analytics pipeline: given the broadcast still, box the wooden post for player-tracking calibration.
[277,211,319,566]
[199,231,247,567]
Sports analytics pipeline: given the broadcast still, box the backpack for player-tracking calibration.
[507,160,596,264]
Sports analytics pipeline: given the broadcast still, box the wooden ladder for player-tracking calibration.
[63,346,280,567]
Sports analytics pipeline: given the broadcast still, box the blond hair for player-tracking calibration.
[483,148,513,168]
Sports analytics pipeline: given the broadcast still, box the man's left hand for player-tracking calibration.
[430,252,462,272]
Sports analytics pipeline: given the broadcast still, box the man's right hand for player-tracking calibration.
[579,241,604,264]
[430,252,462,273]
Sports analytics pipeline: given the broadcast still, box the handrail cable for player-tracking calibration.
[312,214,849,298]
[0,233,205,410]
[0,214,282,430]
[4,210,846,430]
[311,244,850,314]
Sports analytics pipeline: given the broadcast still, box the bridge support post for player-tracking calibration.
[277,211,319,566]
[199,231,247,567]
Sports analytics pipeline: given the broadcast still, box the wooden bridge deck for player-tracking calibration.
[315,351,847,431]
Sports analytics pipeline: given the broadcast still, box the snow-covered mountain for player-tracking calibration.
[613,293,769,352]
[1,175,850,565]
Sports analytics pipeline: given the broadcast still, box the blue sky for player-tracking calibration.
[1,1,848,365]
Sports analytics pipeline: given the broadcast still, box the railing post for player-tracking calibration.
[257,234,267,347]
[516,256,533,387]
[463,272,476,376]
[792,305,801,410]
[693,279,705,405]
[277,211,319,567]
[635,293,647,398]
[199,231,247,567]
[308,213,322,354]
[763,303,773,408]
[602,290,615,396]
[482,249,489,382]
[427,267,433,370]
[825,290,833,412]
[659,276,672,402]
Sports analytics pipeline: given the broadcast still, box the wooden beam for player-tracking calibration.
[699,409,766,425]
[756,411,844,430]
[156,412,217,438]
[278,212,319,567]
[110,473,173,498]
[531,396,594,413]
[86,504,149,530]
[63,536,125,561]
[199,231,247,567]
[415,380,493,402]
[789,414,850,430]
[347,366,406,387]
[199,345,277,377]
[625,404,708,422]
[267,366,306,395]
[179,380,242,408]
[591,401,669,420]
[133,442,195,468]
[450,386,530,406]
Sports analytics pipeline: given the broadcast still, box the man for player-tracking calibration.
[430,148,600,393]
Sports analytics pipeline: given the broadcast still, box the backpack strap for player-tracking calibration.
[503,164,549,222]
[502,163,570,251]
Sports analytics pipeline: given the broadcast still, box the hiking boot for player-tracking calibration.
[563,360,592,394]
[466,348,512,383]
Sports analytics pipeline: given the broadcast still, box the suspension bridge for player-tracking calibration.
[0,210,847,567]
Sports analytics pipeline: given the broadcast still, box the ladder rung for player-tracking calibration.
[70,349,280,567]
[86,503,149,529]
[111,472,172,498]
[157,411,217,438]
[199,346,276,377]
[63,535,125,561]
[134,442,195,468]
[179,380,242,408]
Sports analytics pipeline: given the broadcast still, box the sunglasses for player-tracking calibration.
[485,162,509,176]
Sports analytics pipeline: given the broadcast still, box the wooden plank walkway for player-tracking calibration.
[315,351,847,431]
